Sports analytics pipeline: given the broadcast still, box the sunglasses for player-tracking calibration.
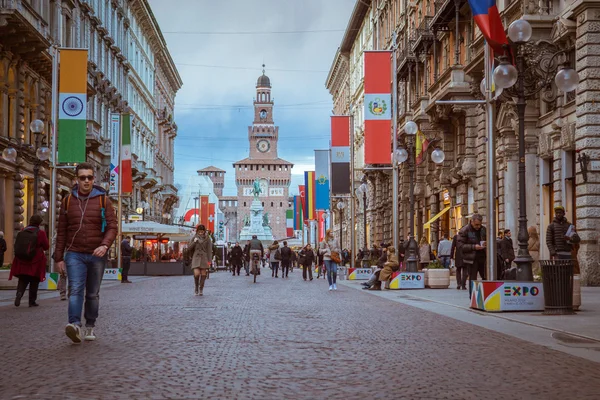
[78,175,94,181]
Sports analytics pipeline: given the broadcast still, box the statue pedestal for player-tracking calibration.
[239,198,274,242]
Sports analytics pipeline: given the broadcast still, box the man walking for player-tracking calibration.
[451,234,466,290]
[546,205,580,260]
[437,234,452,269]
[499,229,515,269]
[457,213,486,296]
[54,163,118,343]
[280,241,292,278]
[230,242,244,276]
[121,236,133,283]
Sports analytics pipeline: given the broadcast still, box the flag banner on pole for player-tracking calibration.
[200,196,209,227]
[467,0,508,54]
[364,51,392,165]
[317,211,326,243]
[331,116,351,194]
[293,196,302,230]
[208,203,215,233]
[299,185,307,225]
[304,171,316,220]
[315,150,330,210]
[286,209,294,237]
[121,113,133,193]
[109,114,120,196]
[58,49,88,163]
[415,130,430,165]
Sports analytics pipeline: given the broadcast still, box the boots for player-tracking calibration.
[194,276,200,296]
[14,291,23,307]
[368,282,382,291]
[199,276,206,296]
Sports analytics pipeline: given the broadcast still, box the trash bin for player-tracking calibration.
[540,260,575,315]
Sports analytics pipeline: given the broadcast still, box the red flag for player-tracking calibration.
[200,196,209,228]
[364,51,392,164]
[299,185,306,225]
[468,0,508,54]
[208,203,215,233]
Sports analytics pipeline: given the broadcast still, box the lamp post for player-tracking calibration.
[2,119,51,215]
[396,120,445,272]
[357,180,369,267]
[136,200,149,221]
[336,200,345,251]
[493,19,580,281]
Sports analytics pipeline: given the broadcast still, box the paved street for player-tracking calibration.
[1,269,600,400]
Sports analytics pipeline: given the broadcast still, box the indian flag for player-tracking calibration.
[121,113,132,193]
[58,49,88,163]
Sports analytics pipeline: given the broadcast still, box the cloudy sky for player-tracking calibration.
[148,0,356,196]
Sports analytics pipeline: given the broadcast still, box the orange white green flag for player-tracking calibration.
[121,113,132,193]
[58,49,88,163]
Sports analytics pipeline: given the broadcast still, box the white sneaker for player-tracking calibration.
[329,285,333,291]
[65,324,82,343]
[333,284,337,290]
[84,327,96,341]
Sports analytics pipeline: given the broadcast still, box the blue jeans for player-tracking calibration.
[440,256,451,268]
[324,260,338,285]
[65,252,107,327]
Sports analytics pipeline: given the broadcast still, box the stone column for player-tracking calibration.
[504,145,518,237]
[574,3,600,285]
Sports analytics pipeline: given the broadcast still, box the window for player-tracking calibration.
[280,202,283,207]
[262,202,265,207]
[271,202,274,207]
[244,202,247,207]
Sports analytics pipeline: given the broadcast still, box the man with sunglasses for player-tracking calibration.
[54,162,118,343]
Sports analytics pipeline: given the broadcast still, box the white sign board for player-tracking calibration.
[397,272,425,289]
[347,268,372,280]
[269,188,284,197]
[103,268,121,281]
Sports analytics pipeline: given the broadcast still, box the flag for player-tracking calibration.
[286,209,294,237]
[299,185,307,225]
[331,116,351,194]
[293,196,302,230]
[416,131,430,165]
[208,203,216,233]
[109,114,120,195]
[467,0,508,54]
[58,49,88,163]
[184,208,200,223]
[315,150,330,210]
[200,196,209,227]
[364,51,392,165]
[121,113,132,193]
[304,171,316,220]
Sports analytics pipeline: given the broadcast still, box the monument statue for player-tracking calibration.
[252,179,262,198]
[243,214,250,226]
[262,212,270,227]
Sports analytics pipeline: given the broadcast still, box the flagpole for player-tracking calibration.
[117,114,123,272]
[49,46,59,273]
[392,31,399,254]
[350,107,356,269]
[485,43,497,281]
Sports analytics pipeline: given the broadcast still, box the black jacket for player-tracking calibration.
[450,235,464,268]
[546,217,580,256]
[121,239,133,257]
[230,245,244,263]
[457,223,487,265]
[498,237,515,262]
[280,245,292,261]
[299,249,315,266]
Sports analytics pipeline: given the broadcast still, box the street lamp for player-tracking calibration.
[136,200,149,221]
[397,120,445,272]
[357,180,369,267]
[493,19,580,281]
[2,119,50,214]
[336,200,345,251]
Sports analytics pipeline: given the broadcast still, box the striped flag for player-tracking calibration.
[121,113,132,193]
[331,116,351,194]
[286,209,294,237]
[293,196,302,230]
[299,185,306,225]
[58,49,88,163]
[208,203,216,232]
[416,130,430,165]
[364,51,392,165]
[304,171,316,220]
[200,196,209,227]
[315,150,330,210]
[109,114,120,195]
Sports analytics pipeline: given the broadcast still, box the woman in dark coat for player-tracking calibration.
[299,244,315,281]
[10,214,49,307]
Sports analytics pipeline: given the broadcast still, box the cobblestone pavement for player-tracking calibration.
[1,269,600,400]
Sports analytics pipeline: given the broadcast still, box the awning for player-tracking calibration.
[423,206,451,230]
[121,221,195,240]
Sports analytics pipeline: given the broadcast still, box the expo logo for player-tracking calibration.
[104,270,117,275]
[401,274,422,281]
[504,286,540,297]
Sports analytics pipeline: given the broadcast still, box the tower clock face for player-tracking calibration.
[257,139,270,153]
[260,110,267,119]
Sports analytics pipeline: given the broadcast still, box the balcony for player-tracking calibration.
[411,16,435,54]
[397,38,417,79]
[0,0,53,81]
[431,0,465,28]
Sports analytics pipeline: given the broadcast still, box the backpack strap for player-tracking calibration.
[100,194,106,233]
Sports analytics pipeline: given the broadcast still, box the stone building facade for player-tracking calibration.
[329,0,600,285]
[233,72,293,241]
[0,0,180,265]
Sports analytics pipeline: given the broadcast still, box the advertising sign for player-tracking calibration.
[389,272,425,289]
[347,268,372,280]
[39,273,60,290]
[470,281,544,312]
[103,268,122,281]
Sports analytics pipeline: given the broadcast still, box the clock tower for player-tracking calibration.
[233,68,293,240]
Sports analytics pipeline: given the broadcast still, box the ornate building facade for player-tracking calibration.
[329,0,600,285]
[233,72,293,240]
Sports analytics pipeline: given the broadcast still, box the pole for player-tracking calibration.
[339,208,343,251]
[49,45,60,273]
[406,136,419,272]
[349,106,356,269]
[514,46,533,281]
[33,132,41,214]
[362,190,368,268]
[117,114,123,272]
[484,44,497,281]
[392,31,399,254]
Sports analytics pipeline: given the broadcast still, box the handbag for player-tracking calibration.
[330,251,342,264]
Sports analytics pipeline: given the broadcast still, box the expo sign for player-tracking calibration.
[401,273,423,281]
[504,285,540,297]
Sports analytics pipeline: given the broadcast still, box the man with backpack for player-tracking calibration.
[54,163,118,343]
[9,214,49,307]
[280,241,292,278]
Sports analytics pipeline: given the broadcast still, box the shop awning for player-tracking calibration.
[121,221,195,240]
[423,206,451,230]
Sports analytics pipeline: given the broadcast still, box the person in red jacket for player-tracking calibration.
[10,214,49,307]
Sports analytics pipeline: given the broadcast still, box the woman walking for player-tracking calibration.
[320,229,341,291]
[10,214,49,307]
[419,237,431,270]
[268,241,281,278]
[187,224,213,296]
